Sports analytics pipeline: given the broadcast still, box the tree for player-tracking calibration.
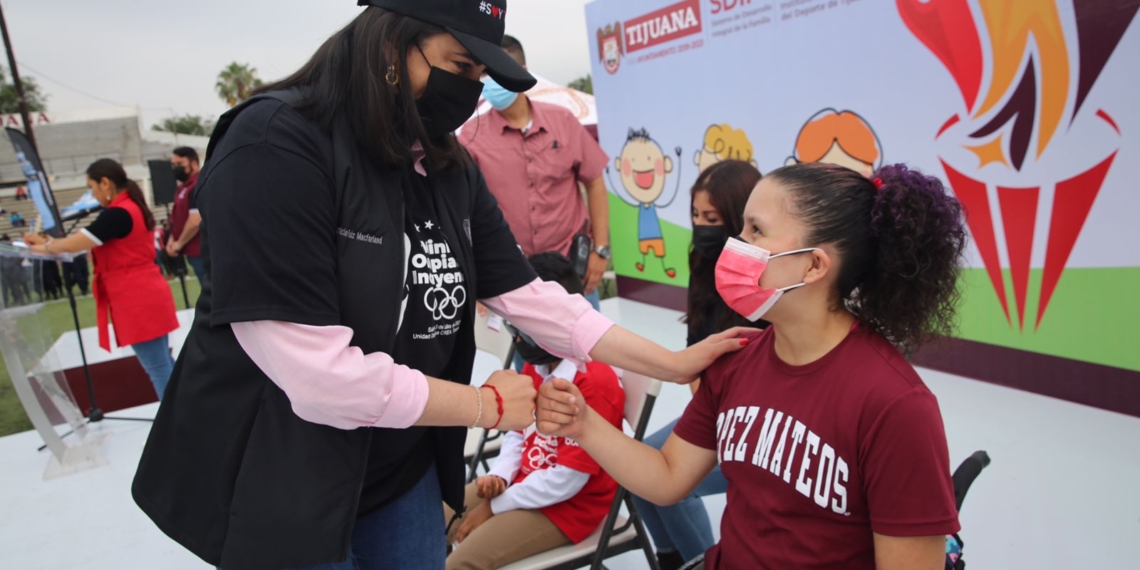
[0,66,48,114]
[152,114,215,137]
[215,62,264,107]
[567,74,593,95]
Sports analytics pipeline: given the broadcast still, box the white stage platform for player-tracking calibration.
[1,298,1138,569]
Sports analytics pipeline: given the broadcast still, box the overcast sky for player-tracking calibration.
[1,0,594,129]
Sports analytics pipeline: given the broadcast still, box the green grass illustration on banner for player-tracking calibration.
[608,193,691,286]
[956,267,1139,372]
[609,195,1139,373]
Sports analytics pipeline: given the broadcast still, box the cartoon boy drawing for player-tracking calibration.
[607,128,683,278]
[694,123,757,173]
[786,109,882,177]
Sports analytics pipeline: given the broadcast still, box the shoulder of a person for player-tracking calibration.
[532,100,577,124]
[847,327,928,394]
[222,98,288,140]
[536,104,588,137]
[841,328,942,429]
[97,204,133,219]
[575,363,622,412]
[702,328,770,386]
[579,361,621,394]
[859,383,943,455]
[218,98,327,165]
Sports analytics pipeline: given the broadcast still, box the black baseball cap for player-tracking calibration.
[358,0,537,92]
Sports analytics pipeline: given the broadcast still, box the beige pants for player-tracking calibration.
[444,482,572,570]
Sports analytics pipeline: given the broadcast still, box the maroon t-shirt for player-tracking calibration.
[170,171,201,258]
[674,325,959,570]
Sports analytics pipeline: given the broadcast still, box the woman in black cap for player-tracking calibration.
[131,3,750,570]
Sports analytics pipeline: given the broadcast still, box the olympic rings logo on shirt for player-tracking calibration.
[524,435,559,471]
[424,285,467,321]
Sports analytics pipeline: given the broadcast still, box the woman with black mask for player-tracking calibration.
[633,159,763,570]
[131,3,750,570]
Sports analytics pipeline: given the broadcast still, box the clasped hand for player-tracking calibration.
[496,327,757,434]
[479,369,538,431]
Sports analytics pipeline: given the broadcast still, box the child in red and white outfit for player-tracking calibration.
[445,253,625,570]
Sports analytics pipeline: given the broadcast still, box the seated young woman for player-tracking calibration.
[537,162,967,570]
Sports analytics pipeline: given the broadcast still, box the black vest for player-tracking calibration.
[133,92,481,570]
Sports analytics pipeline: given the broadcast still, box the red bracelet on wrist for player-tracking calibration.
[486,385,505,430]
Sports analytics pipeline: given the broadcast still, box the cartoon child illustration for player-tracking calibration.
[694,123,757,173]
[607,128,683,278]
[786,109,882,177]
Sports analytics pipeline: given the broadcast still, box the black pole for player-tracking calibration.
[178,273,189,309]
[0,4,39,154]
[65,285,103,422]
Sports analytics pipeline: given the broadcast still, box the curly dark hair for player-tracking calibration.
[767,162,967,352]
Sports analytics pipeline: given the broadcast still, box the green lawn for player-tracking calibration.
[0,278,200,438]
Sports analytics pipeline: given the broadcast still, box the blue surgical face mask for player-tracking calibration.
[482,76,519,111]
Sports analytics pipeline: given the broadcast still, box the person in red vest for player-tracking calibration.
[24,158,180,400]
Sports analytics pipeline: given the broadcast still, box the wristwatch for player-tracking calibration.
[593,245,612,260]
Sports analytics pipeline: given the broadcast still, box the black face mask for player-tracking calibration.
[514,337,560,366]
[173,165,190,183]
[507,323,560,366]
[692,225,728,260]
[415,51,484,138]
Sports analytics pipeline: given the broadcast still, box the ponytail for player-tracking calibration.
[125,179,156,232]
[768,162,967,352]
[861,164,967,351]
[86,158,157,232]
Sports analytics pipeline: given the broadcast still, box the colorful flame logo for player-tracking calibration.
[899,0,1138,331]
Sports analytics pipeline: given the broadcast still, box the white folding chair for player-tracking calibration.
[498,371,663,570]
[465,310,517,482]
[473,310,516,367]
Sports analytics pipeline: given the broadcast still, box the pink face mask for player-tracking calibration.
[715,237,819,322]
